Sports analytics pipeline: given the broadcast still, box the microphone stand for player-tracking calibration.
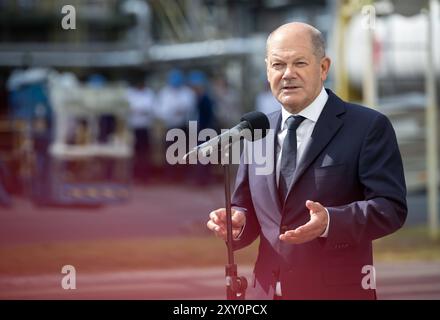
[222,140,247,300]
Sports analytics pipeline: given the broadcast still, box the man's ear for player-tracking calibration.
[321,57,331,81]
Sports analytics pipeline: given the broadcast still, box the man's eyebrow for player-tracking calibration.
[269,54,309,61]
[270,54,285,61]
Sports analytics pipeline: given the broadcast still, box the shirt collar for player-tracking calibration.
[280,86,328,129]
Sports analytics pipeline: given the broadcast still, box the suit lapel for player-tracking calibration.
[285,90,346,203]
[265,111,282,213]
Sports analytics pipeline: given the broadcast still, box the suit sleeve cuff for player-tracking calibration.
[232,206,247,240]
[319,208,330,238]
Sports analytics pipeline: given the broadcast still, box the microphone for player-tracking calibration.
[183,111,270,161]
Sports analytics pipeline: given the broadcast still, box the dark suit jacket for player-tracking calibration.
[232,89,407,299]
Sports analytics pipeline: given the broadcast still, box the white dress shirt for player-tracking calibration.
[275,86,330,297]
[276,86,328,185]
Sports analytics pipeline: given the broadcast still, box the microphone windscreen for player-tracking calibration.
[240,111,270,140]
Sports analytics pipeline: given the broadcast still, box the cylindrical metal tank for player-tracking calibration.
[345,13,440,88]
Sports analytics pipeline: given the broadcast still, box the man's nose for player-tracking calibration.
[282,66,296,80]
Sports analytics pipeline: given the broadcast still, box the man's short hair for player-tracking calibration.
[266,24,326,59]
[310,28,326,58]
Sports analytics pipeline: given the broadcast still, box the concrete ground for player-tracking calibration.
[1,261,440,300]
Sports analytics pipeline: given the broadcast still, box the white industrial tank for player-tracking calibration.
[345,13,440,87]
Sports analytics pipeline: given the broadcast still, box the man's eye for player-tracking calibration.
[272,63,283,69]
[296,62,307,67]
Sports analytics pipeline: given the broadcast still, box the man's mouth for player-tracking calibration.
[281,85,301,91]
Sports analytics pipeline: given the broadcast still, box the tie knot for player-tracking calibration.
[286,115,306,131]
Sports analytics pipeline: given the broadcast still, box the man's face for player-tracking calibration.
[266,31,330,113]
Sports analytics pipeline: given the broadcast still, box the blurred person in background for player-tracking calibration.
[31,102,53,205]
[256,81,281,115]
[188,70,218,186]
[188,70,217,133]
[126,75,156,184]
[157,69,196,182]
[212,74,241,129]
[87,73,110,88]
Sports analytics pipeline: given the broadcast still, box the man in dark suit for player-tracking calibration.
[206,22,407,299]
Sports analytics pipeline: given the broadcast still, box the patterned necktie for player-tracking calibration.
[278,115,306,203]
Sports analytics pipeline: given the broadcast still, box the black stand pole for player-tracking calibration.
[222,143,247,300]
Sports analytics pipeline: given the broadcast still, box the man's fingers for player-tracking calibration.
[279,232,302,243]
[232,228,242,239]
[305,200,324,213]
[279,230,314,244]
[278,202,328,244]
[209,209,244,224]
[210,209,245,227]
[207,220,226,239]
[209,209,226,224]
[279,229,300,241]
[231,211,245,227]
[206,220,219,232]
[279,220,320,243]
[207,214,243,240]
[208,208,245,241]
[295,219,319,234]
[284,229,300,237]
